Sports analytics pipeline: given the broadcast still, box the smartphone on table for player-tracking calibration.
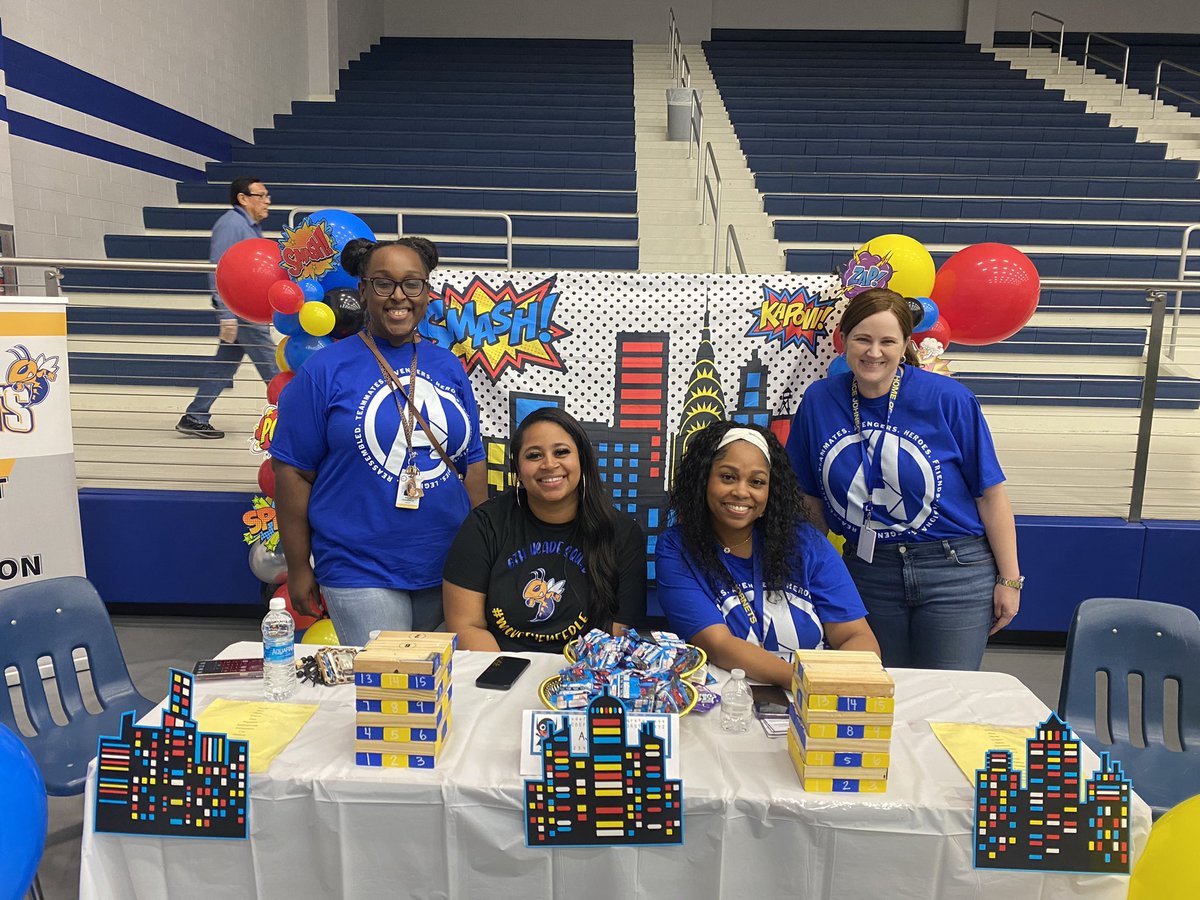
[751,683,791,737]
[475,655,531,690]
[193,658,264,679]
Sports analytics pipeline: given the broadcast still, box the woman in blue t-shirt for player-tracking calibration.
[272,237,487,645]
[787,288,1022,671]
[655,422,879,689]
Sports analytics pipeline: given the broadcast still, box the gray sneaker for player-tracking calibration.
[176,414,225,439]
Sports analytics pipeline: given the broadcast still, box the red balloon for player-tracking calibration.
[929,243,1040,345]
[832,326,845,355]
[272,584,319,631]
[257,457,275,497]
[214,238,288,324]
[913,317,953,349]
[267,279,305,315]
[266,371,295,405]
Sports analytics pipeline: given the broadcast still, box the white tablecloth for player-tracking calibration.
[79,643,1149,899]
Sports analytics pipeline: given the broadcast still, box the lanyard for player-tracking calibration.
[851,371,902,497]
[720,537,766,646]
[365,335,420,472]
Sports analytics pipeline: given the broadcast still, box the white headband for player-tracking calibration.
[715,427,771,464]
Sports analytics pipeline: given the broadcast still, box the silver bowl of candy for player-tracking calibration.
[540,628,701,715]
[563,629,708,680]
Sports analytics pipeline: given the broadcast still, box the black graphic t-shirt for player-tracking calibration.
[444,492,647,653]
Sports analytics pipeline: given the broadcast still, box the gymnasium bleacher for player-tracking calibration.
[704,29,1200,408]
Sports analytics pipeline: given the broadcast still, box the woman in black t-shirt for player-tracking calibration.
[443,408,647,652]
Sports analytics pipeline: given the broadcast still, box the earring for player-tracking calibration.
[514,476,523,507]
[580,472,587,502]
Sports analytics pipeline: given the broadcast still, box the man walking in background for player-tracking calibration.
[176,176,278,439]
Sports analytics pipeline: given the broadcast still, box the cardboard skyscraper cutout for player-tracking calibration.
[525,693,682,847]
[94,669,249,839]
[974,712,1131,874]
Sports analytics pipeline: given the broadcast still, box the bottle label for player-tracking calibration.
[264,640,293,664]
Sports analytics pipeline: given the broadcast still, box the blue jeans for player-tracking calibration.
[185,316,278,423]
[843,534,997,671]
[319,584,444,647]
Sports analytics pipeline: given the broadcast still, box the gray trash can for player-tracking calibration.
[666,87,699,141]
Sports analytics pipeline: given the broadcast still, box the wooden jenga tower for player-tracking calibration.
[786,650,894,793]
[353,631,456,768]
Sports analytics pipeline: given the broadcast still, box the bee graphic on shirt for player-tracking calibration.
[523,568,566,623]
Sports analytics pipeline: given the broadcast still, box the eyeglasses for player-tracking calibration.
[242,191,270,200]
[365,276,429,299]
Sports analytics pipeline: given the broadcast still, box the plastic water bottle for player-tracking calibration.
[721,668,753,733]
[262,597,296,701]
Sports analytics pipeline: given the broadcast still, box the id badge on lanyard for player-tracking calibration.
[852,373,901,565]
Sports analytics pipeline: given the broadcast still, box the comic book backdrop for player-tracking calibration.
[423,269,841,582]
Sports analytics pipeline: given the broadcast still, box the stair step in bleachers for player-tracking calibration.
[773,219,1188,249]
[784,248,1185,281]
[754,173,1200,199]
[173,182,637,213]
[749,155,1192,178]
[144,208,638,240]
[764,195,1200,223]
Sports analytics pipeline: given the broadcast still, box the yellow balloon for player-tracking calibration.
[300,617,339,645]
[855,234,936,299]
[1129,793,1200,899]
[275,337,291,373]
[298,301,335,337]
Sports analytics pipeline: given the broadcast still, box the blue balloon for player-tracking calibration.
[914,296,939,332]
[827,355,851,377]
[298,278,325,302]
[0,724,47,900]
[309,209,375,291]
[272,310,305,337]
[284,332,334,370]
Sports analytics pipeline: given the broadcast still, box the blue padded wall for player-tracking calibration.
[79,488,262,606]
[1138,521,1200,617]
[1014,516,1146,632]
[75,489,1196,635]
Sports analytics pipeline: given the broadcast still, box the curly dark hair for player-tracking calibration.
[510,407,621,626]
[341,236,439,278]
[668,421,811,595]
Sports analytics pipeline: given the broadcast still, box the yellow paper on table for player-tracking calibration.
[197,699,319,773]
[930,722,1031,785]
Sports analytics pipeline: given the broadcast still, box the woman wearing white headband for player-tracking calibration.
[655,421,880,689]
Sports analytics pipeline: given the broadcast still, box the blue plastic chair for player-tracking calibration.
[1058,597,1200,818]
[0,576,156,796]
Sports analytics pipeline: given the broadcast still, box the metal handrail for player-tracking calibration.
[698,142,722,272]
[1082,32,1130,104]
[287,207,514,268]
[688,88,703,162]
[680,53,691,89]
[1168,224,1200,359]
[725,225,746,274]
[1029,11,1066,74]
[1,256,214,296]
[1152,59,1200,119]
[667,7,676,69]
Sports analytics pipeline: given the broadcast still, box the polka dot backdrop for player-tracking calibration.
[433,268,842,444]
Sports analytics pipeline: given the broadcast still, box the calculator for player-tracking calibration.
[192,658,265,679]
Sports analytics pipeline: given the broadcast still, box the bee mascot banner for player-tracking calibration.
[0,297,85,587]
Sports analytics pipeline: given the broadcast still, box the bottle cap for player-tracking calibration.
[269,597,285,611]
[731,668,746,679]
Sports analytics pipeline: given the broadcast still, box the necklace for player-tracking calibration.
[721,533,753,554]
